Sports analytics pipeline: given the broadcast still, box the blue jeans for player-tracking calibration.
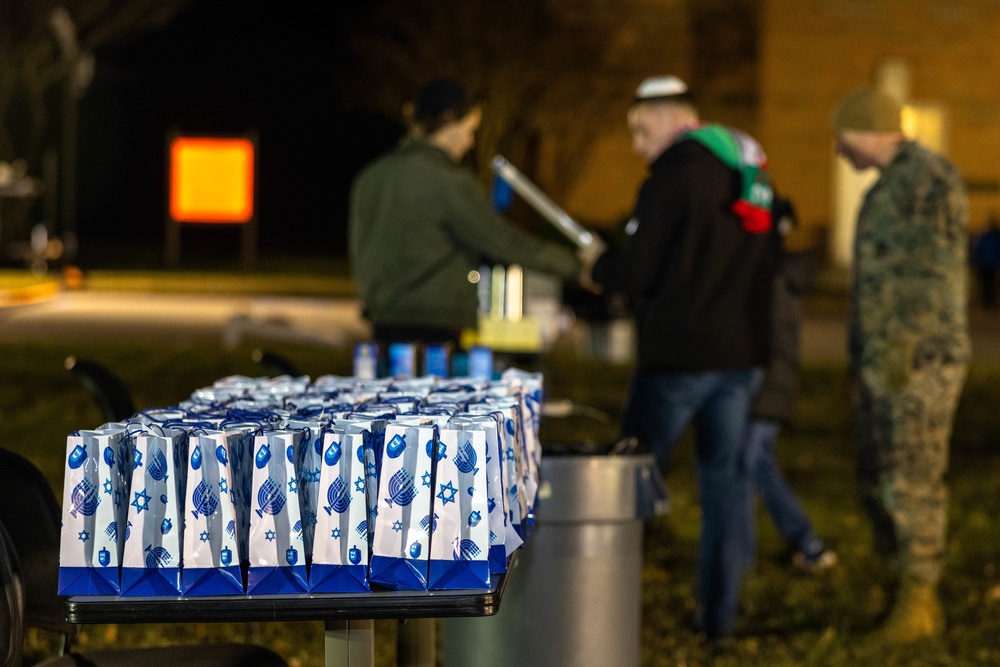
[622,369,760,639]
[742,419,823,565]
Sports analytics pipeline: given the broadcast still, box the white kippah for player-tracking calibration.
[634,75,688,100]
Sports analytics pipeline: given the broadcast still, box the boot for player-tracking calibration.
[872,579,944,643]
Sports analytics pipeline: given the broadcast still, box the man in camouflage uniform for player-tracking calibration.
[832,88,969,642]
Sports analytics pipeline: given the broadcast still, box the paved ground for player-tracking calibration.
[800,302,1000,363]
[0,290,370,348]
[2,287,998,363]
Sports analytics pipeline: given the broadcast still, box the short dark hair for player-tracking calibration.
[413,78,475,135]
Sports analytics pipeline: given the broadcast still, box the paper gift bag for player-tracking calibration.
[119,424,189,596]
[369,422,437,591]
[451,413,516,574]
[504,394,541,536]
[58,425,132,595]
[498,371,544,497]
[340,416,387,482]
[180,429,247,596]
[427,426,490,589]
[510,376,544,521]
[285,392,354,417]
[341,418,385,547]
[246,429,309,594]
[284,419,326,568]
[310,426,371,592]
[469,401,530,544]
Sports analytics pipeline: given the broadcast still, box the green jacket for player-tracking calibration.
[349,139,580,330]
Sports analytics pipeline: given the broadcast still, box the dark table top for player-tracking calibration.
[66,572,510,624]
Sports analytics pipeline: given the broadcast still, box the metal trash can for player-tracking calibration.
[441,446,669,667]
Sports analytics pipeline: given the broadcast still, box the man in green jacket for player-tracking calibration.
[349,79,581,346]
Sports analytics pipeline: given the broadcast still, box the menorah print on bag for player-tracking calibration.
[120,424,187,596]
[59,428,132,595]
[58,368,545,596]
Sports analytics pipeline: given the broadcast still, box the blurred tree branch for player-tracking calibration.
[0,0,192,168]
[339,0,637,207]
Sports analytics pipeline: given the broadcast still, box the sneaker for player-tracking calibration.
[792,549,838,573]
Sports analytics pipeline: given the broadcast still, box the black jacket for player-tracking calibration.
[750,247,815,420]
[592,138,774,372]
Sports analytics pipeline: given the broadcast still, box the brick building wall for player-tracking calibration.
[758,0,1000,250]
[558,0,1000,256]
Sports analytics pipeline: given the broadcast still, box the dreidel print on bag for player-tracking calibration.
[120,426,188,596]
[180,431,246,596]
[427,427,491,590]
[312,428,372,592]
[369,423,437,591]
[59,428,131,595]
[246,431,309,594]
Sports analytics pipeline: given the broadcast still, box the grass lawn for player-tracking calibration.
[3,338,1000,666]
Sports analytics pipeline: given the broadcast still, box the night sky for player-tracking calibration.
[76,1,403,265]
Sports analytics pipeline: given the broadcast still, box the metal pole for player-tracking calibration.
[324,619,375,667]
[397,618,436,667]
[61,70,77,249]
[491,156,594,248]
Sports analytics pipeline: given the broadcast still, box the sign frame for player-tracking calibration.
[164,130,259,268]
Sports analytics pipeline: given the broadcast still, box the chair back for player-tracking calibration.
[64,357,136,422]
[0,449,291,667]
[0,518,25,667]
[0,448,77,643]
[251,349,302,377]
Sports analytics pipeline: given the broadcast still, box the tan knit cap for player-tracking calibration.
[831,88,902,132]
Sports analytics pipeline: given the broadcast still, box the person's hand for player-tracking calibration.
[577,236,606,294]
[578,235,606,265]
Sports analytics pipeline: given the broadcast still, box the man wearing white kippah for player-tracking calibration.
[581,75,776,648]
[832,87,969,643]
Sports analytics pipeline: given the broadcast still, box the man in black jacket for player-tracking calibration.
[584,75,774,646]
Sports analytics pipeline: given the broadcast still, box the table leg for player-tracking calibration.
[325,619,374,667]
[397,617,436,667]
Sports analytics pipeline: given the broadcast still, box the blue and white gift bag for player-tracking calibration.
[514,384,543,526]
[505,399,537,538]
[369,422,437,590]
[119,425,188,596]
[427,426,490,589]
[501,371,545,516]
[59,426,132,595]
[470,402,530,544]
[310,426,371,592]
[246,429,309,594]
[285,419,325,569]
[58,369,552,597]
[451,414,515,574]
[181,429,248,596]
[333,417,386,520]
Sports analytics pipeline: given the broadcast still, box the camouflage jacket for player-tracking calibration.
[849,141,970,389]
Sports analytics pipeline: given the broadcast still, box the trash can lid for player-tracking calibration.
[541,437,648,457]
[541,440,615,456]
[536,449,668,522]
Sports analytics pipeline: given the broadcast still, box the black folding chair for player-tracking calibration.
[64,357,136,423]
[0,448,288,667]
[251,349,302,377]
[0,518,24,667]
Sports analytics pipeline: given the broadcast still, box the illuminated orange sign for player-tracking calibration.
[168,136,255,223]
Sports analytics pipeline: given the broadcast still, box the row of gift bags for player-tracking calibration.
[58,371,543,596]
